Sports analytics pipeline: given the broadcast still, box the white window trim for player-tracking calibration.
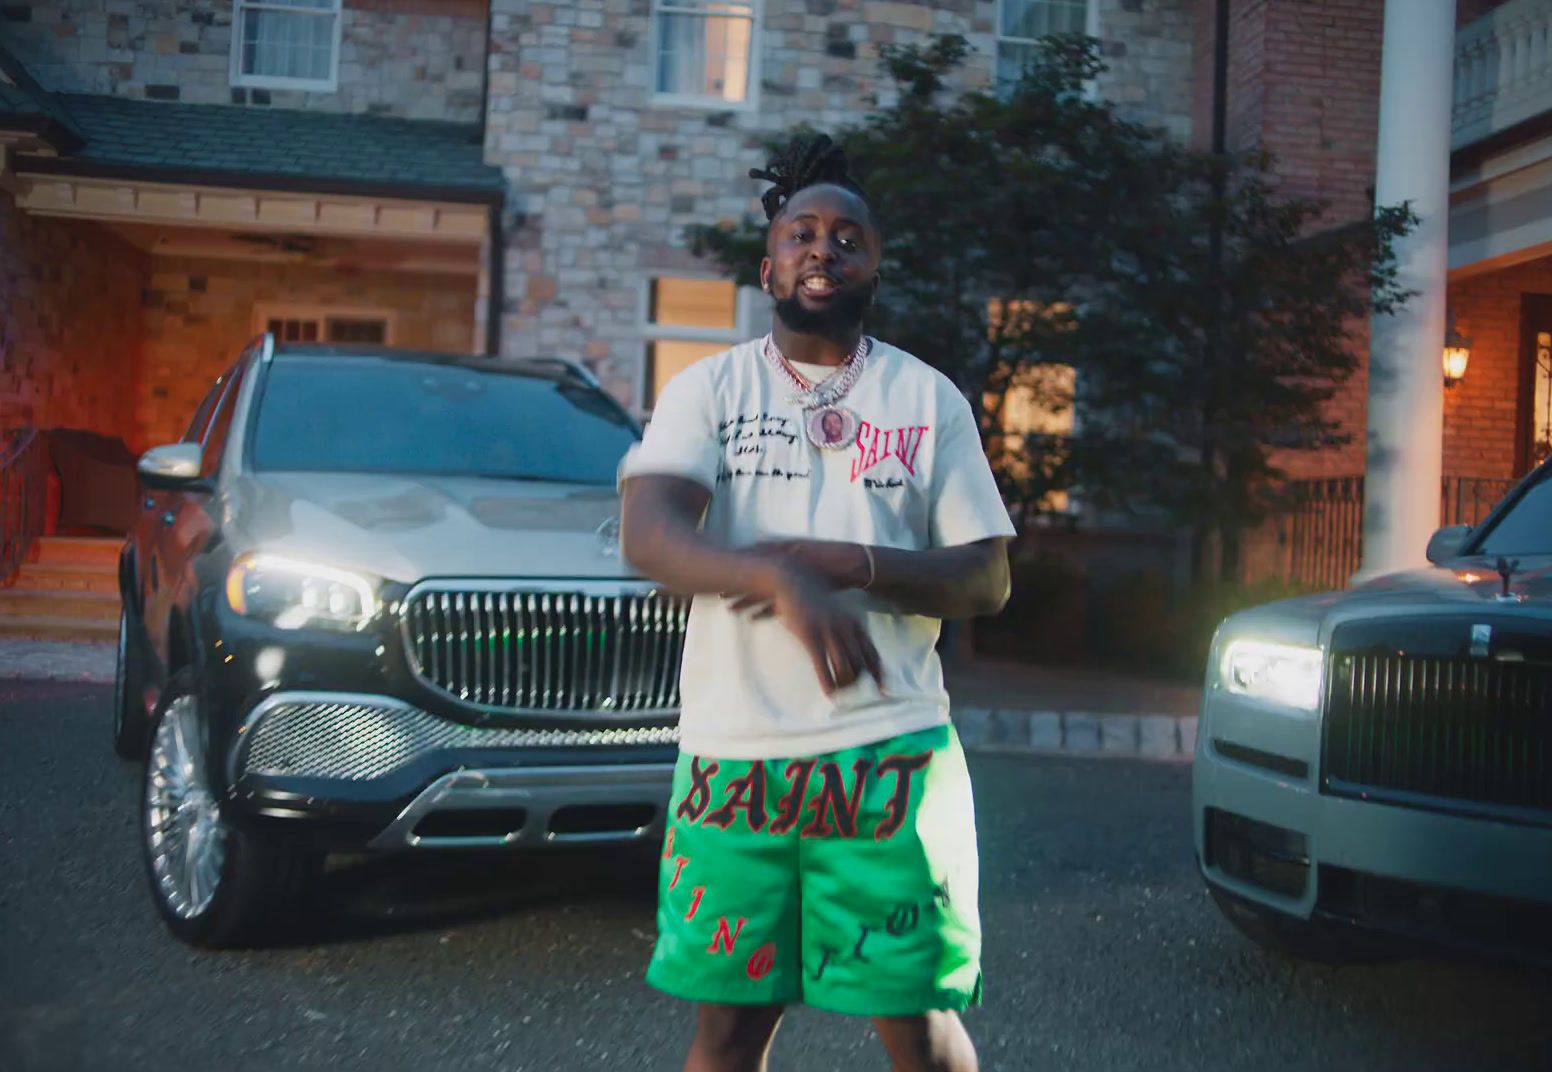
[994,0,1093,86]
[253,303,398,345]
[638,275,760,411]
[648,0,763,113]
[230,0,344,93]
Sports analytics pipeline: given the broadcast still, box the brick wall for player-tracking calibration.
[137,257,475,448]
[0,0,487,121]
[0,188,145,444]
[1443,260,1552,480]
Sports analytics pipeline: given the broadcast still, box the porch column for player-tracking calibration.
[1359,0,1456,579]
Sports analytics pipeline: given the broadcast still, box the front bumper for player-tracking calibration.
[1193,688,1552,960]
[199,599,679,852]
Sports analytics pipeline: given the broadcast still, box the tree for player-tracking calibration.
[688,34,1415,583]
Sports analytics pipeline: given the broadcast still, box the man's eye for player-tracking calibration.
[838,238,859,252]
[791,231,811,242]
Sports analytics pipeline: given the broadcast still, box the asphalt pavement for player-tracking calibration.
[2,681,1549,1072]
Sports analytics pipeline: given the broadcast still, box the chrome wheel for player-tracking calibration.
[145,695,226,919]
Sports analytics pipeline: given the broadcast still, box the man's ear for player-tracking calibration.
[760,255,772,292]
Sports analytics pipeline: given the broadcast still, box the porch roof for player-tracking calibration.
[0,45,85,151]
[13,93,503,204]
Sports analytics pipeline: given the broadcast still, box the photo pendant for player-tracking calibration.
[806,405,859,451]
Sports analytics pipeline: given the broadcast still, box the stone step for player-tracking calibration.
[30,536,122,568]
[0,588,120,623]
[0,615,119,643]
[12,562,119,594]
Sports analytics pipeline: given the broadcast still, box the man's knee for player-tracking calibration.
[688,1003,784,1070]
[873,1011,978,1072]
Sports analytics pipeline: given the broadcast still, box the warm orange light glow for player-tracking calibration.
[1443,345,1470,385]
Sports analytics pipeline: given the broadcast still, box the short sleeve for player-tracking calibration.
[929,387,1017,548]
[618,358,721,492]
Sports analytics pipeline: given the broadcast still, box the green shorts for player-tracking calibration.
[645,724,981,1017]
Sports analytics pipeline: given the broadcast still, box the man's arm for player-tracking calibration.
[734,538,1011,620]
[620,475,883,694]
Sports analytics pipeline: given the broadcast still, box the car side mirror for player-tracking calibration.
[1425,524,1471,564]
[138,443,208,492]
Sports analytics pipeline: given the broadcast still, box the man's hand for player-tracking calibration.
[727,540,870,617]
[761,563,883,696]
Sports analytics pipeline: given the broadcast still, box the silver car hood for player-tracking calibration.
[1221,554,1552,649]
[224,471,634,584]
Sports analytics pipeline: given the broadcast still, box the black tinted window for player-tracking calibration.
[251,358,638,485]
[1473,472,1552,555]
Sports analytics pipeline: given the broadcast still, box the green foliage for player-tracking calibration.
[687,34,1416,579]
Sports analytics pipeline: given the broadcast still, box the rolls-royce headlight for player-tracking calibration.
[225,553,378,631]
[1221,640,1324,711]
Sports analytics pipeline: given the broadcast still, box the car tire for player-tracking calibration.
[112,607,149,760]
[1208,885,1400,965]
[140,668,317,948]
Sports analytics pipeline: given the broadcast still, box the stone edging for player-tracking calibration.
[953,707,1198,763]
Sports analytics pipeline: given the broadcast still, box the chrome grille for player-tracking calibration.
[243,697,679,781]
[402,583,690,714]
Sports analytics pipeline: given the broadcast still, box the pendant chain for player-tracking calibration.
[762,334,871,409]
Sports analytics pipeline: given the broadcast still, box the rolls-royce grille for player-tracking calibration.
[1323,652,1552,819]
[403,586,690,713]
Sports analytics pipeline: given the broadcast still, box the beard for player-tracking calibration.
[773,282,872,337]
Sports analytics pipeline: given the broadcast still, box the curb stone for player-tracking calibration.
[0,640,115,684]
[954,706,1197,763]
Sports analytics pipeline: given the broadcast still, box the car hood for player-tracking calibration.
[225,471,634,583]
[1220,554,1552,649]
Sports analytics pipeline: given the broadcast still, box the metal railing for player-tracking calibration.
[1453,0,1552,150]
[1272,474,1520,590]
[0,429,49,587]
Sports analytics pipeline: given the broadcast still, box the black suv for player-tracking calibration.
[117,335,686,947]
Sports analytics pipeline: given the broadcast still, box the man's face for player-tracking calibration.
[761,184,881,337]
[822,411,844,442]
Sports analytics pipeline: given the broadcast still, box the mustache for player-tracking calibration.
[772,280,872,336]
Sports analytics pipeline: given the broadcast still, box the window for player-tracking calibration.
[652,0,759,107]
[1532,329,1551,468]
[642,277,743,408]
[986,298,1078,513]
[256,305,394,345]
[200,362,250,478]
[996,0,1088,89]
[231,0,342,91]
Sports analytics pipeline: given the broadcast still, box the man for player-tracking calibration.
[620,134,1013,1072]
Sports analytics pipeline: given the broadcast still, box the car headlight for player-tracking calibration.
[225,553,378,631]
[1220,640,1324,711]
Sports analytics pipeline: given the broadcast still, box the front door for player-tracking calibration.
[1517,293,1552,474]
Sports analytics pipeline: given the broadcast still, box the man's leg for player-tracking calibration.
[872,1012,978,1072]
[684,1003,786,1072]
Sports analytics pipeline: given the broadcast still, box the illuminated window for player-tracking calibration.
[653,0,759,107]
[1534,330,1551,467]
[996,0,1088,90]
[255,304,394,345]
[642,277,741,408]
[231,0,342,91]
[986,298,1077,512]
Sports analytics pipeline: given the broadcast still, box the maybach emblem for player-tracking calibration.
[1470,624,1492,659]
[596,516,621,557]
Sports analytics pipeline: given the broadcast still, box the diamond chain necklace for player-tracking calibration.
[762,333,872,408]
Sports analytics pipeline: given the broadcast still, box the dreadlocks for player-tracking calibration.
[748,133,867,223]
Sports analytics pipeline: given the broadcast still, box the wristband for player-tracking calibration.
[860,544,876,591]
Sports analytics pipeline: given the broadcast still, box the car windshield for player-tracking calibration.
[1471,466,1552,556]
[250,357,638,485]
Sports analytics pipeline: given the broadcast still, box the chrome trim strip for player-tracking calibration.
[367,763,676,850]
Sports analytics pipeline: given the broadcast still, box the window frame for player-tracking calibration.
[229,0,344,93]
[638,275,754,411]
[994,0,1092,91]
[649,0,763,112]
[253,303,398,346]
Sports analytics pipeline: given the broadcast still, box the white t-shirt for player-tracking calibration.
[621,337,1015,759]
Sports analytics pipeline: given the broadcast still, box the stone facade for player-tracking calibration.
[137,256,475,448]
[484,0,1199,408]
[1092,0,1196,143]
[1,0,487,121]
[0,187,145,444]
